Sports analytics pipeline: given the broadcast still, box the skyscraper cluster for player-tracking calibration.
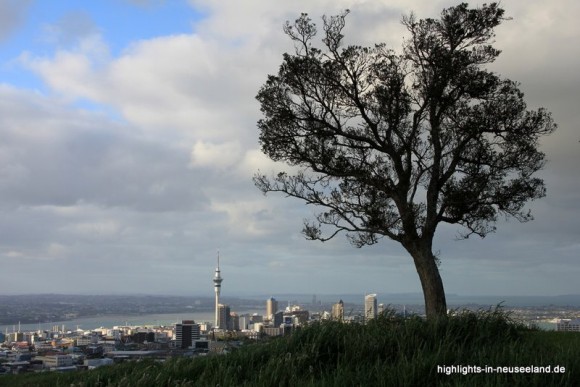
[210,253,381,333]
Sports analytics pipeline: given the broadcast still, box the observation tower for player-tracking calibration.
[213,253,223,329]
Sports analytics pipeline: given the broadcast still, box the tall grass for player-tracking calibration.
[2,308,579,386]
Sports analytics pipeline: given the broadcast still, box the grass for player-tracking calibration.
[2,308,579,386]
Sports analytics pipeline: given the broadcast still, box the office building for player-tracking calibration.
[557,319,580,332]
[332,300,344,321]
[283,309,309,325]
[365,294,377,321]
[230,312,240,331]
[238,314,250,330]
[273,311,284,327]
[37,354,74,369]
[378,303,385,316]
[217,304,231,331]
[175,320,201,349]
[250,313,263,324]
[266,297,278,320]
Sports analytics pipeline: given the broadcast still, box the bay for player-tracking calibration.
[1,310,260,333]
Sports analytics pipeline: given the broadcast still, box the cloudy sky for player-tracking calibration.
[0,0,578,300]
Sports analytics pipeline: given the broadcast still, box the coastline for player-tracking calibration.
[0,310,261,333]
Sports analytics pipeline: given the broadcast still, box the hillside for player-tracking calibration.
[2,310,579,386]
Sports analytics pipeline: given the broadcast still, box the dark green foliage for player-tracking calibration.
[3,309,580,386]
[253,3,556,317]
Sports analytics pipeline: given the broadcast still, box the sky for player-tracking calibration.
[0,0,578,300]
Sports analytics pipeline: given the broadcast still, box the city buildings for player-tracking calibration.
[217,304,231,331]
[284,305,309,325]
[266,297,278,321]
[174,320,201,349]
[556,318,580,332]
[365,294,378,321]
[272,311,283,327]
[378,303,385,316]
[238,314,250,330]
[36,354,74,369]
[8,255,580,377]
[230,313,240,331]
[332,300,344,321]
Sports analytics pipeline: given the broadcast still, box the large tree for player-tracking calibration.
[254,3,555,318]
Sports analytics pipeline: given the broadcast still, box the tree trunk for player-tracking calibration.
[406,242,447,318]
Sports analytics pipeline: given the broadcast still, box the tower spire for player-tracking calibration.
[213,251,223,329]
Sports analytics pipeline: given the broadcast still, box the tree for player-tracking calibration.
[254,3,555,318]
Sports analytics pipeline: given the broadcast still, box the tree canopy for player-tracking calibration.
[254,3,555,317]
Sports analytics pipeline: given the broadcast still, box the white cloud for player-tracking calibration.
[0,85,207,212]
[4,251,25,259]
[0,0,578,296]
[210,199,272,238]
[190,141,242,169]
[238,148,282,176]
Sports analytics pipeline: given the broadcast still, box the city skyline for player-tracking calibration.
[0,0,578,298]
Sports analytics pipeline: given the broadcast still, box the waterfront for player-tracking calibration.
[0,310,260,334]
[533,321,557,331]
[1,311,557,334]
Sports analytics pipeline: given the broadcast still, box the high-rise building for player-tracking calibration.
[238,314,250,330]
[217,304,231,331]
[266,297,278,320]
[273,311,284,327]
[365,294,377,321]
[175,320,201,349]
[331,300,344,321]
[250,313,263,324]
[283,309,309,325]
[378,303,385,316]
[213,253,223,329]
[230,312,240,331]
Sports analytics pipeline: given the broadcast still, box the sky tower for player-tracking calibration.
[213,252,223,329]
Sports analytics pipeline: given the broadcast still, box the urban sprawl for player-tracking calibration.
[1,258,579,376]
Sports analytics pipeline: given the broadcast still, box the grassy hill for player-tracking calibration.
[2,309,579,386]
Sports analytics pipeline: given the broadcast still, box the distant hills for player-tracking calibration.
[2,293,580,308]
